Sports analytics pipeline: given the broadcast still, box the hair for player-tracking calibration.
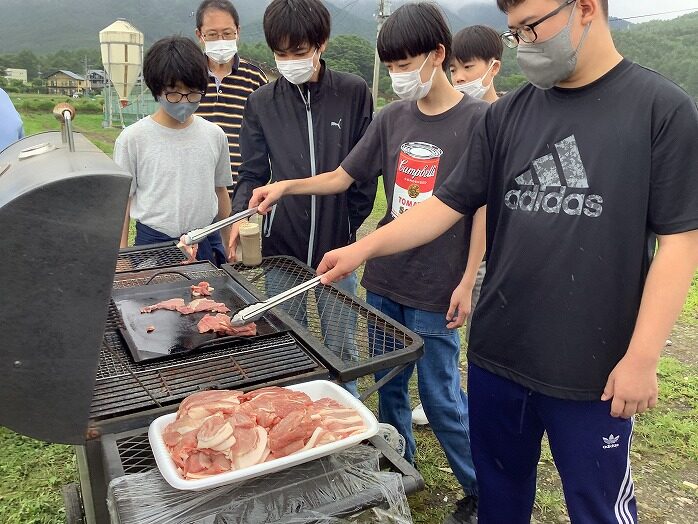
[196,0,240,30]
[377,2,452,72]
[452,25,503,64]
[263,0,331,52]
[496,0,608,18]
[143,36,209,100]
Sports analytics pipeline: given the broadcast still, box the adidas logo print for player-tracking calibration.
[602,434,620,449]
[505,135,603,218]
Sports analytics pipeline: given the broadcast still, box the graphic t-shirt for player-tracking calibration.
[436,60,698,399]
[342,95,488,311]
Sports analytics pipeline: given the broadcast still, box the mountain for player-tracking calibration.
[0,0,636,54]
[0,0,375,53]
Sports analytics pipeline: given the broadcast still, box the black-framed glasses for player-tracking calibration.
[164,91,205,103]
[500,0,575,48]
[202,30,238,41]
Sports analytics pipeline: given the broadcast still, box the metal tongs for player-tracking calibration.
[230,275,323,326]
[181,207,259,246]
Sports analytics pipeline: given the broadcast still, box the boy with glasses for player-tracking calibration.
[195,0,267,200]
[309,0,698,522]
[116,36,233,265]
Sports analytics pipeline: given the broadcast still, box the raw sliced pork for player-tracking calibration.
[161,386,367,480]
[197,314,257,336]
[176,298,230,315]
[140,298,185,313]
[191,281,214,297]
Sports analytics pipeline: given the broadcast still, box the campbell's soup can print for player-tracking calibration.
[391,141,443,218]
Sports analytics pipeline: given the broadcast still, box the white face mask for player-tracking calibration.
[454,60,497,99]
[389,53,437,101]
[275,49,318,85]
[204,39,238,65]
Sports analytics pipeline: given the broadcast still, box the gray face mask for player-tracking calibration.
[516,5,591,90]
[157,97,200,123]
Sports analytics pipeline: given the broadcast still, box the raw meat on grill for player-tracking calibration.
[191,281,214,297]
[140,298,185,313]
[140,297,229,315]
[161,386,367,480]
[176,298,230,315]
[196,314,257,336]
[177,238,198,262]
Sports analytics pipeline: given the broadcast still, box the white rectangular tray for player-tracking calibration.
[148,380,379,490]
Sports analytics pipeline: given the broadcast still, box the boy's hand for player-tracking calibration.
[601,353,659,418]
[250,182,287,214]
[446,283,473,329]
[227,222,241,262]
[317,245,366,285]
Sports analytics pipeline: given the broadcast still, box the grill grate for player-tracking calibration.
[91,268,327,420]
[115,433,156,474]
[115,244,187,273]
[230,256,423,382]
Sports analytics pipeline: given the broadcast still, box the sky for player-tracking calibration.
[434,0,698,21]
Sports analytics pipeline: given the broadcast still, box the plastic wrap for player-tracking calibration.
[107,445,412,524]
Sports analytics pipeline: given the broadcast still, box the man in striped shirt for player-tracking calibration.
[196,0,267,197]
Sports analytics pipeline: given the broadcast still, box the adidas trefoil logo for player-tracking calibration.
[505,135,603,218]
[602,434,620,449]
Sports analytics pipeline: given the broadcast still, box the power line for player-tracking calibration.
[609,7,698,22]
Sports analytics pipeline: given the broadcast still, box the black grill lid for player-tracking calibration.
[0,132,131,444]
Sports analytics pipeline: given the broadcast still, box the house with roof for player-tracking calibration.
[86,69,109,93]
[45,70,86,96]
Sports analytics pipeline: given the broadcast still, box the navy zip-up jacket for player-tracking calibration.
[232,62,377,268]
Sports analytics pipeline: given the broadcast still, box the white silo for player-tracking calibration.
[99,20,144,127]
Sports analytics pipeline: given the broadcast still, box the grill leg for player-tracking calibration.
[359,362,410,403]
[61,482,84,524]
[76,442,110,524]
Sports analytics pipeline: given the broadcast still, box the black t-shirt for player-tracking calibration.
[436,60,698,400]
[342,95,488,312]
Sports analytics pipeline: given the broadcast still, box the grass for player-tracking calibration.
[0,431,75,524]
[681,272,698,326]
[1,108,696,523]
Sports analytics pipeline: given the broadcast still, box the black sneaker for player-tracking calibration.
[443,495,478,524]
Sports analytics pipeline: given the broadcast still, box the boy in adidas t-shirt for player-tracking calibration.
[249,4,486,522]
[311,0,698,522]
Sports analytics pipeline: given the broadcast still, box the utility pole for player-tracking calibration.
[371,0,390,108]
[84,56,89,94]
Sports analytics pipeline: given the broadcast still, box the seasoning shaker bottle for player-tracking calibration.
[238,220,262,266]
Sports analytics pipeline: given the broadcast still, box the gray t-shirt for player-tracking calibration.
[341,96,488,311]
[114,115,232,238]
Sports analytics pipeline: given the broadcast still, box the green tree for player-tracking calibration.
[238,42,275,70]
[323,35,375,83]
[15,50,39,79]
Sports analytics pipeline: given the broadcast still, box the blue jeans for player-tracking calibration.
[368,291,477,496]
[264,268,359,397]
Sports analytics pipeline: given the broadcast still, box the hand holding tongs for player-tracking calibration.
[181,207,259,246]
[230,275,323,326]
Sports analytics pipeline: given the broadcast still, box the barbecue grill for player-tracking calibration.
[0,120,425,523]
